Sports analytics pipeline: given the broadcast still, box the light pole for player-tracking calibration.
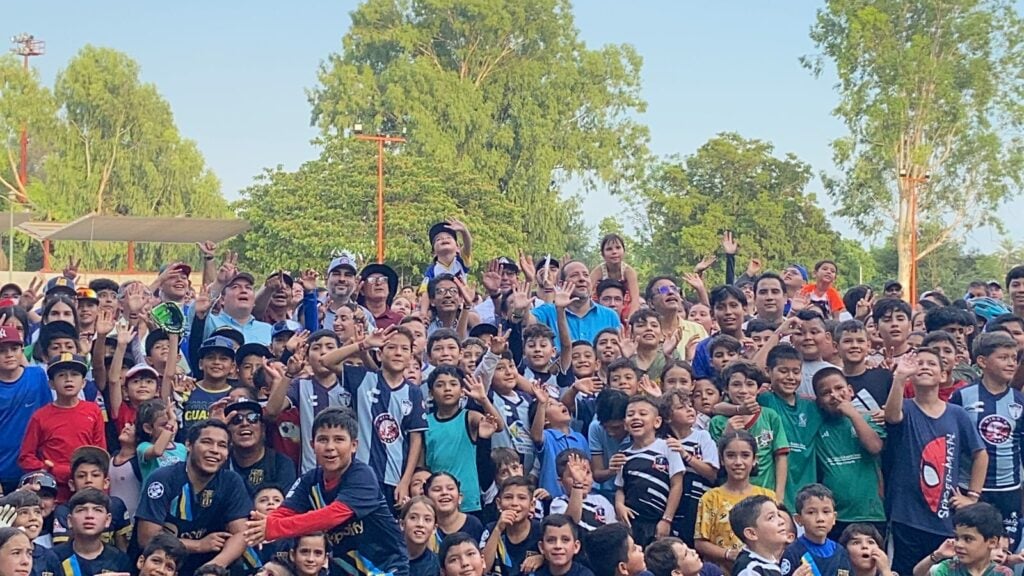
[10,34,44,203]
[353,124,406,263]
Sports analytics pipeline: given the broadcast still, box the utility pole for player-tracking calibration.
[353,125,406,263]
[10,34,45,202]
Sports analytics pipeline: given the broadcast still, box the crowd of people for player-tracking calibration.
[1,220,1023,576]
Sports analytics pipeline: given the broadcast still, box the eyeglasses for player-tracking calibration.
[365,276,389,285]
[229,412,261,426]
[657,285,679,295]
[435,287,459,297]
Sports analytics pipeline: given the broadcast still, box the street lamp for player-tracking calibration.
[353,126,406,263]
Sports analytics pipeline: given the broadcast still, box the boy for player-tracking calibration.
[481,449,525,525]
[812,368,885,540]
[236,343,274,389]
[729,495,795,576]
[693,286,748,380]
[136,532,187,576]
[886,348,988,576]
[589,390,631,499]
[626,308,676,379]
[181,336,237,429]
[3,489,61,576]
[799,260,845,317]
[950,332,1024,547]
[440,532,486,576]
[607,359,641,396]
[17,471,59,548]
[707,335,742,376]
[871,298,913,362]
[909,332,967,401]
[488,351,536,472]
[584,523,648,576]
[834,319,892,414]
[481,476,542,576]
[522,324,570,396]
[52,447,130,551]
[746,320,777,354]
[756,344,821,509]
[913,503,1004,576]
[645,536,720,576]
[840,524,894,576]
[780,484,851,576]
[0,324,49,496]
[534,514,595,576]
[52,488,133,575]
[248,407,409,575]
[709,362,789,493]
[19,354,105,503]
[531,383,588,498]
[421,220,472,300]
[550,449,616,533]
[790,310,840,398]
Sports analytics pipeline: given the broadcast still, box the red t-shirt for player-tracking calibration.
[115,402,137,434]
[903,379,967,402]
[19,401,106,502]
[267,406,301,468]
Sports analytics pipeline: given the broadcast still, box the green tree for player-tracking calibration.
[635,133,843,287]
[309,0,649,253]
[0,54,56,204]
[805,0,1024,295]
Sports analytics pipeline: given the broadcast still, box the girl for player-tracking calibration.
[289,533,328,576]
[694,430,777,572]
[0,527,32,576]
[401,496,440,576]
[660,360,694,394]
[425,472,486,551]
[660,389,719,547]
[591,234,640,318]
[109,422,141,518]
[135,398,186,481]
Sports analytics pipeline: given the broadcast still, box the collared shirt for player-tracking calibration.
[532,302,620,352]
[202,311,273,345]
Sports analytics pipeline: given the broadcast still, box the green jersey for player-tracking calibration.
[709,407,789,492]
[757,393,822,509]
[817,413,886,522]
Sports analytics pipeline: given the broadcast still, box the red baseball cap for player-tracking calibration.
[0,325,22,346]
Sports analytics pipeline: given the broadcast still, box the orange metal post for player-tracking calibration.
[377,138,385,263]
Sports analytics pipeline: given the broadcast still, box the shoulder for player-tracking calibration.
[341,460,379,487]
[51,543,73,559]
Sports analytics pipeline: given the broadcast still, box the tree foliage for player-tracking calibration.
[634,133,844,287]
[804,0,1024,292]
[308,0,649,253]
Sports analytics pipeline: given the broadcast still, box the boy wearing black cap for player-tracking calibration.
[180,336,237,430]
[19,354,105,503]
[236,343,274,390]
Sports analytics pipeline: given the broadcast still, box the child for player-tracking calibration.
[2,490,61,576]
[16,472,58,548]
[180,336,236,430]
[871,298,913,362]
[136,532,187,576]
[661,361,694,394]
[401,496,440,576]
[886,348,988,576]
[236,343,274,389]
[51,488,133,574]
[533,513,594,576]
[913,503,1005,576]
[756,344,821,509]
[490,351,539,472]
[840,524,894,576]
[248,485,291,570]
[584,523,648,576]
[461,337,487,374]
[912,331,967,401]
[950,332,1024,548]
[550,449,617,534]
[708,362,789,493]
[729,496,792,576]
[660,389,719,546]
[707,335,741,376]
[482,476,542,576]
[607,359,640,396]
[691,379,719,430]
[288,533,328,576]
[531,382,588,498]
[409,468,432,498]
[812,368,885,540]
[440,532,486,576]
[627,309,677,379]
[594,329,623,376]
[645,536,718,576]
[481,449,525,525]
[421,221,472,295]
[695,431,777,571]
[746,320,777,354]
[562,342,604,432]
[52,447,130,551]
[107,323,163,434]
[791,311,840,398]
[589,390,631,499]
[522,324,568,395]
[426,472,485,549]
[109,422,140,519]
[799,260,845,317]
[834,320,892,414]
[425,365,504,512]
[614,395,684,547]
[19,354,105,503]
[780,484,851,576]
[136,398,186,481]
[249,407,408,576]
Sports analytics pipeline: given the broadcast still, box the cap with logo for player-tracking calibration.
[19,471,58,496]
[272,319,302,339]
[224,397,263,417]
[75,287,99,302]
[46,353,89,378]
[0,325,21,346]
[495,257,520,274]
[199,336,238,360]
[210,326,245,348]
[45,277,76,298]
[328,252,359,275]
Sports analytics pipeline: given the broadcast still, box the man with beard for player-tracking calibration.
[427,273,480,337]
[529,261,619,352]
[322,252,375,332]
[645,276,708,357]
[135,420,251,575]
[357,262,402,330]
[224,396,295,497]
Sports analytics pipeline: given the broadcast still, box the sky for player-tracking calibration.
[7,1,1020,252]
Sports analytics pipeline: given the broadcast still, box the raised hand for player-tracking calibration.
[693,254,717,275]
[681,272,705,293]
[478,414,500,439]
[62,256,82,281]
[482,260,502,295]
[286,329,309,353]
[262,359,288,388]
[124,282,146,314]
[721,231,738,255]
[215,252,239,285]
[489,328,511,356]
[0,504,15,528]
[116,323,137,347]
[790,291,811,313]
[518,251,536,283]
[299,269,318,292]
[365,324,398,349]
[462,373,487,402]
[196,240,217,259]
[663,327,682,357]
[893,351,918,380]
[507,280,532,313]
[453,276,476,306]
[19,275,42,310]
[573,376,598,396]
[566,452,589,485]
[95,308,116,338]
[745,258,763,277]
[552,281,574,309]
[193,283,214,317]
[618,324,637,358]
[445,218,468,234]
[530,380,551,405]
[856,290,875,320]
[638,375,662,397]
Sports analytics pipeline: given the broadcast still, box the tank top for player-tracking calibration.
[426,409,481,512]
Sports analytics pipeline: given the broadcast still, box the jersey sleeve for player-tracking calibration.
[135,471,172,525]
[665,441,685,477]
[548,497,568,515]
[767,410,790,454]
[708,416,726,441]
[404,387,428,432]
[221,471,255,523]
[335,465,385,518]
[698,431,720,468]
[282,473,313,513]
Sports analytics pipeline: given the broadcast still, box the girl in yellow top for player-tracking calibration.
[695,430,776,573]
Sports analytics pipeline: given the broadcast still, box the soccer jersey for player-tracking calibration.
[950,383,1024,489]
[137,441,187,483]
[709,408,789,492]
[135,461,252,575]
[343,366,428,487]
[848,368,893,413]
[53,542,133,576]
[286,376,352,472]
[614,438,685,522]
[282,461,409,576]
[52,495,130,546]
[549,493,617,532]
[426,409,481,512]
[757,393,822,508]
[31,543,60,576]
[817,413,886,522]
[180,383,230,429]
[410,549,439,576]
[480,520,542,576]
[0,365,50,483]
[927,558,1001,576]
[429,514,486,553]
[733,548,783,576]
[229,447,297,497]
[780,537,851,576]
[674,428,719,544]
[487,390,536,472]
[537,428,588,498]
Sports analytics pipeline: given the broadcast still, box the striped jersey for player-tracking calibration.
[286,376,353,473]
[549,493,617,532]
[951,382,1024,489]
[614,437,685,522]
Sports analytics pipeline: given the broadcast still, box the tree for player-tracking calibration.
[309,0,649,253]
[235,140,525,278]
[634,133,843,287]
[0,54,56,204]
[804,0,1024,297]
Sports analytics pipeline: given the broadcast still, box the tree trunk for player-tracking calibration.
[897,182,914,302]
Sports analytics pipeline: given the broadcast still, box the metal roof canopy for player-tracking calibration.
[0,213,32,233]
[24,213,250,243]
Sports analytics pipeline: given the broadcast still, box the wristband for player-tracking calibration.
[660,517,672,523]
[966,490,981,499]
[203,255,214,261]
[929,553,944,564]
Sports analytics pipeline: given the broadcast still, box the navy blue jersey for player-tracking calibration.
[283,460,409,576]
[950,383,1024,489]
[180,384,231,429]
[229,447,298,497]
[53,542,133,576]
[135,462,252,574]
[429,513,486,552]
[780,537,851,576]
[31,544,60,576]
[480,520,542,576]
[287,376,352,472]
[52,495,131,546]
[409,549,439,576]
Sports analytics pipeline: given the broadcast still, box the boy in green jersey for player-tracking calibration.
[812,367,886,541]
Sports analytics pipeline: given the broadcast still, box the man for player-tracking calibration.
[529,261,619,352]
[645,276,707,354]
[151,262,192,308]
[254,271,295,325]
[752,273,786,325]
[988,280,1005,301]
[596,278,627,318]
[476,257,521,326]
[322,252,375,332]
[225,397,296,497]
[136,420,251,575]
[1008,265,1024,318]
[196,269,272,345]
[358,262,402,329]
[883,280,903,300]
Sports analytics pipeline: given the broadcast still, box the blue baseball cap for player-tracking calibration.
[45,277,76,297]
[327,252,358,275]
[198,336,238,360]
[272,319,302,339]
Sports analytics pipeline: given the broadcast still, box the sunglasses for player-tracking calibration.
[229,412,261,426]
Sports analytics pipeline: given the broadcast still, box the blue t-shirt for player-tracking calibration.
[537,428,588,498]
[410,549,439,576]
[588,418,631,496]
[283,461,409,576]
[691,338,714,380]
[0,365,50,481]
[886,400,984,535]
[781,537,851,576]
[180,384,231,430]
[532,303,620,352]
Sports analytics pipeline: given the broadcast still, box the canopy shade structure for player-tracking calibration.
[0,213,32,233]
[26,213,250,243]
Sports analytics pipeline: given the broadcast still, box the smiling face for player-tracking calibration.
[814,373,850,416]
[755,278,785,318]
[381,333,413,373]
[722,437,755,481]
[596,332,621,364]
[525,336,555,369]
[402,501,436,547]
[290,535,327,576]
[539,523,580,571]
[313,424,357,475]
[837,329,869,365]
[713,296,745,334]
[126,374,158,404]
[498,485,534,524]
[187,425,230,475]
[570,344,598,378]
[770,358,802,398]
[427,475,462,515]
[798,317,830,361]
[12,505,42,539]
[442,541,485,576]
[201,350,234,380]
[432,280,460,313]
[631,315,661,349]
[137,549,177,576]
[979,346,1019,386]
[327,267,358,300]
[228,409,264,449]
[662,365,693,394]
[914,350,948,388]
[609,367,638,395]
[625,399,661,440]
